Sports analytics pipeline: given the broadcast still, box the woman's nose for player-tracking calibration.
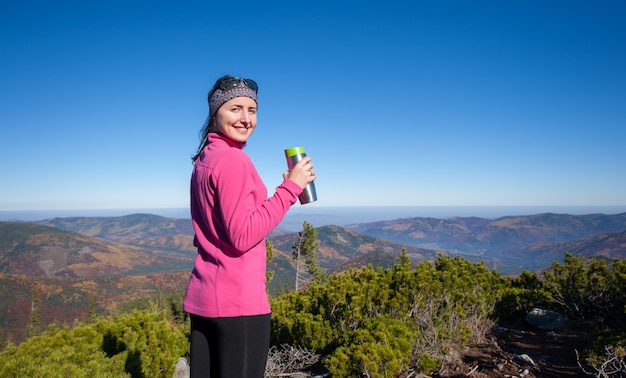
[240,111,250,123]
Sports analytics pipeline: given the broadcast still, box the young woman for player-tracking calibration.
[183,75,316,377]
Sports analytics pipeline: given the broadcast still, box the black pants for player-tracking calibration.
[189,313,271,378]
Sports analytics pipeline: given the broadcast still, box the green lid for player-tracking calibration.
[285,147,306,157]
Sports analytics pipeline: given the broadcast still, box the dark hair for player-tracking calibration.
[192,75,236,162]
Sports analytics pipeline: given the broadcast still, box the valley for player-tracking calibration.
[1,211,625,345]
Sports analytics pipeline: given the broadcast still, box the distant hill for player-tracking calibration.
[267,224,442,291]
[3,211,626,344]
[348,212,626,271]
[21,211,626,277]
[1,217,432,342]
[512,230,626,263]
[32,215,442,288]
[331,250,401,272]
[37,213,195,253]
[270,224,441,270]
[25,211,626,278]
[0,270,189,343]
[0,221,195,343]
[0,222,194,278]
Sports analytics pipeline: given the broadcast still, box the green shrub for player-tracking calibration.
[543,253,625,325]
[324,316,414,377]
[271,253,508,376]
[495,270,551,320]
[0,310,188,378]
[416,352,442,373]
[0,323,130,377]
[578,329,626,376]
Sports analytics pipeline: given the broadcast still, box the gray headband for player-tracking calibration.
[209,85,258,120]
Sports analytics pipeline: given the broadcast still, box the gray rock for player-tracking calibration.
[515,353,536,366]
[174,357,189,378]
[525,307,569,330]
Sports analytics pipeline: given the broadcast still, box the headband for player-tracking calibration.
[209,85,258,120]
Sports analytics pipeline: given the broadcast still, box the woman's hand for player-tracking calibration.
[283,157,316,189]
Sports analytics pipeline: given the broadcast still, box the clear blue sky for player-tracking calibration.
[1,0,625,211]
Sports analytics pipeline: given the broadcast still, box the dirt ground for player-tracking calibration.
[434,319,593,378]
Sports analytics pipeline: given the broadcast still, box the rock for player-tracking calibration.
[515,353,536,366]
[174,357,189,378]
[525,307,569,330]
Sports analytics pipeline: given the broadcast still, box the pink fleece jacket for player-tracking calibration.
[183,133,302,318]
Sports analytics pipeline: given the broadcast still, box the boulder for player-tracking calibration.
[525,307,569,330]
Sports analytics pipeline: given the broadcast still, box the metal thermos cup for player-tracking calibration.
[285,147,317,205]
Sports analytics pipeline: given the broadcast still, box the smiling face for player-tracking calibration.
[213,96,258,143]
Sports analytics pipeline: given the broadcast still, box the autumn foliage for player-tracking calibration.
[1,251,625,377]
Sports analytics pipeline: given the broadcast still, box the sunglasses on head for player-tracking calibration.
[218,77,258,93]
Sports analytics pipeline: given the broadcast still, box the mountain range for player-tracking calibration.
[348,212,626,271]
[1,211,625,344]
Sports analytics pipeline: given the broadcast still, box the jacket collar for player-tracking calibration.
[209,132,246,149]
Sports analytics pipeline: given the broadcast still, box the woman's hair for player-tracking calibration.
[192,75,257,162]
[192,115,214,162]
[192,75,232,161]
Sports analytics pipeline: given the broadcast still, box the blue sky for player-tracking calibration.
[1,0,625,212]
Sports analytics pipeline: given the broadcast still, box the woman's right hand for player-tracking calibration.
[283,156,316,189]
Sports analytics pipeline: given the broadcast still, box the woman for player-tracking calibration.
[183,75,316,378]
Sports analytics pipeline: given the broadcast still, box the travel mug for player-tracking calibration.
[285,147,318,205]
